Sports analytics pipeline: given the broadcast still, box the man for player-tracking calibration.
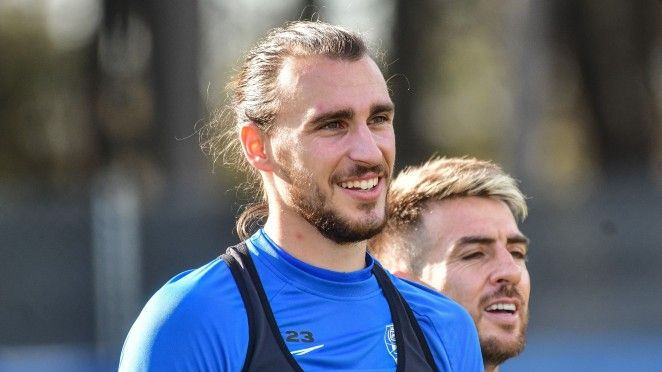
[119,21,481,371]
[370,156,530,372]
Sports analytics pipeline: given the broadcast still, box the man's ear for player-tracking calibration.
[240,123,272,172]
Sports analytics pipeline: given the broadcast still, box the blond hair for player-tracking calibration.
[370,156,527,275]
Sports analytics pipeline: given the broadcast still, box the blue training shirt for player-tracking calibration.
[119,230,482,371]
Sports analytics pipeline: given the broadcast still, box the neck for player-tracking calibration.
[484,363,499,372]
[263,211,368,272]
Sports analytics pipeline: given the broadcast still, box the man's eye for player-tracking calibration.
[511,251,528,261]
[369,115,389,125]
[321,121,343,130]
[462,252,484,260]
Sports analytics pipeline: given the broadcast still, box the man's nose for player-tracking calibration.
[347,123,383,165]
[489,247,523,286]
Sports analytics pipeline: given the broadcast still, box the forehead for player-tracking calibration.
[422,197,521,246]
[276,55,391,118]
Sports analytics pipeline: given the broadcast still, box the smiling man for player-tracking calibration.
[370,157,530,372]
[119,22,482,371]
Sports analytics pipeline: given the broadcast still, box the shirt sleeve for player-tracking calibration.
[119,263,249,371]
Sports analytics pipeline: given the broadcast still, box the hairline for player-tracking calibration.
[375,157,528,276]
[398,194,524,277]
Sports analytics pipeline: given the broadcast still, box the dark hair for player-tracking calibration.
[201,21,369,240]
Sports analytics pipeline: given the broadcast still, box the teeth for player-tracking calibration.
[486,303,516,312]
[340,177,378,190]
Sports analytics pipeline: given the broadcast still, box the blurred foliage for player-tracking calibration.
[0,5,96,184]
[0,1,162,202]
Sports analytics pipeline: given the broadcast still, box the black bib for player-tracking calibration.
[221,243,438,372]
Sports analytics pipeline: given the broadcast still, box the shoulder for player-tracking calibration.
[390,273,475,333]
[119,258,248,371]
[389,273,483,371]
[392,274,469,323]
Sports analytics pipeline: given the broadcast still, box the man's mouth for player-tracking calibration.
[484,302,517,315]
[339,177,379,190]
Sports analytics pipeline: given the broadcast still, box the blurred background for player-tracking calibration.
[0,0,660,371]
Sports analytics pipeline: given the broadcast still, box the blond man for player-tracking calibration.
[371,156,530,372]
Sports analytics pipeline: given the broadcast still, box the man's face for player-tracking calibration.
[268,55,395,243]
[419,196,530,367]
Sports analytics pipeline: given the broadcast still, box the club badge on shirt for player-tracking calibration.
[384,323,397,361]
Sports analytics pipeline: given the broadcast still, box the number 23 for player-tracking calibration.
[285,330,314,342]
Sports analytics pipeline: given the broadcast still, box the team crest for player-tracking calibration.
[384,324,397,361]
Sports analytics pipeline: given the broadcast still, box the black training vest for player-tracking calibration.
[221,243,438,372]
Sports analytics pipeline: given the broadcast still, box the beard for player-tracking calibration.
[480,328,527,367]
[479,285,528,367]
[280,154,389,244]
[292,182,387,244]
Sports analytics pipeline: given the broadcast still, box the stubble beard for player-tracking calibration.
[480,324,527,368]
[479,285,528,368]
[284,160,389,244]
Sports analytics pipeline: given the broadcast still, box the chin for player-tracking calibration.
[480,331,526,366]
[319,211,387,244]
[351,213,386,232]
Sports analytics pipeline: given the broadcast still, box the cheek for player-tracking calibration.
[378,131,396,161]
[520,269,532,299]
[420,262,448,291]
[271,133,294,162]
[275,136,314,170]
[306,137,341,160]
[441,269,481,306]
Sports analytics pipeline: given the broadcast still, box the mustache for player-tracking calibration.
[479,284,523,308]
[331,164,389,183]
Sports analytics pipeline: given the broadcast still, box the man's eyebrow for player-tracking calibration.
[455,234,530,248]
[508,235,530,246]
[447,236,493,258]
[308,102,394,126]
[370,102,395,116]
[508,235,530,255]
[456,236,494,246]
[309,108,354,125]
